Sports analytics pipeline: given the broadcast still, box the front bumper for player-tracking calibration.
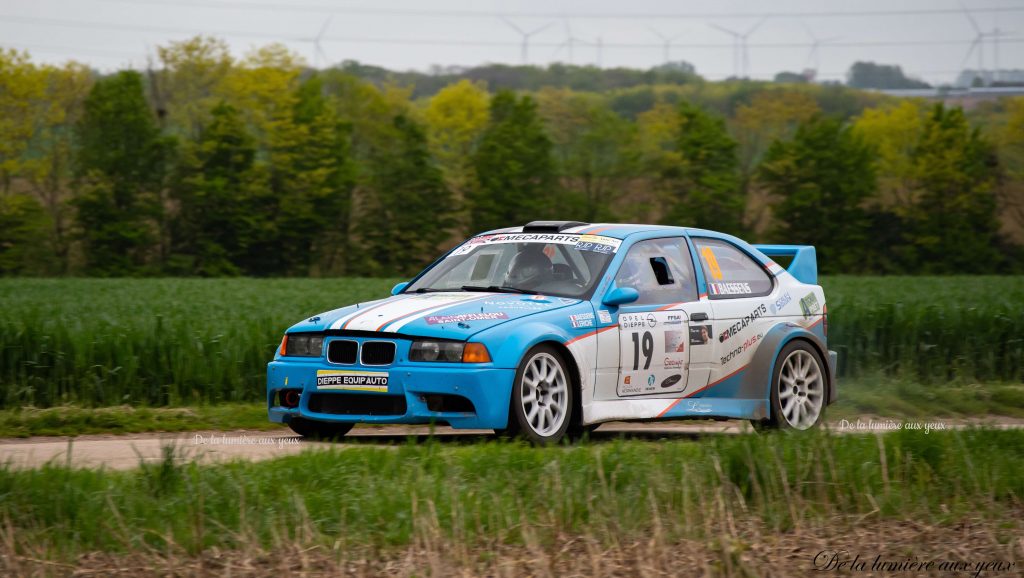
[267,360,516,429]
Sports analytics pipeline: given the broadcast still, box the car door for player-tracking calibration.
[611,237,712,398]
[690,237,776,391]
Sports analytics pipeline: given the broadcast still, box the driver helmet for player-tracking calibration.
[505,245,553,289]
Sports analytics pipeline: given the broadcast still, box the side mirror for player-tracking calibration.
[391,282,409,296]
[603,286,639,307]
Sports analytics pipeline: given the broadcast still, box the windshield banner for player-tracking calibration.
[451,233,622,256]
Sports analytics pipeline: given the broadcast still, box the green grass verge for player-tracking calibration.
[0,378,1021,438]
[1,429,1021,559]
[0,403,279,438]
[829,377,1024,419]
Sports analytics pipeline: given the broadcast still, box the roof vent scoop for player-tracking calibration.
[522,221,589,233]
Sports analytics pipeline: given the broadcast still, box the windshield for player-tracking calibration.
[406,233,621,298]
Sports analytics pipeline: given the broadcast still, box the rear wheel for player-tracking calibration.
[753,341,827,431]
[500,345,574,445]
[288,417,354,440]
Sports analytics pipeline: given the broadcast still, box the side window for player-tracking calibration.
[692,238,773,298]
[613,238,698,306]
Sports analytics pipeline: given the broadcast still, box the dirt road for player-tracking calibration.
[1,418,1020,470]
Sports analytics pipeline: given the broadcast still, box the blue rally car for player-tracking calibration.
[268,221,837,443]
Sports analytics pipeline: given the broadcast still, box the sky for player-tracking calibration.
[2,0,1023,84]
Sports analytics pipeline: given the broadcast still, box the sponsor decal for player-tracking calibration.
[665,330,686,353]
[619,313,651,329]
[742,332,763,352]
[665,314,683,326]
[316,370,389,392]
[800,292,821,318]
[425,312,509,325]
[718,303,768,343]
[569,312,595,328]
[720,346,743,365]
[770,292,792,315]
[483,300,546,310]
[700,246,723,280]
[453,233,622,255]
[415,293,466,300]
[526,295,550,302]
[709,282,752,295]
[647,374,656,387]
[647,313,657,328]
[686,400,713,413]
[664,357,686,370]
[623,375,631,385]
[598,310,613,324]
[660,374,682,388]
[689,324,712,345]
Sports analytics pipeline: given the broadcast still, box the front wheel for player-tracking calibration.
[288,417,354,440]
[502,345,575,445]
[754,341,827,431]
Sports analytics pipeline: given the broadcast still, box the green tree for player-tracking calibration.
[278,74,356,276]
[470,91,556,232]
[537,88,639,222]
[24,62,93,273]
[847,62,930,89]
[358,114,453,276]
[908,104,1001,272]
[0,194,51,274]
[0,49,47,196]
[759,116,877,273]
[424,80,490,236]
[170,102,256,275]
[153,36,234,138]
[662,102,745,235]
[74,70,173,275]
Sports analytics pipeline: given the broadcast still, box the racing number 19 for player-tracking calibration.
[631,331,653,370]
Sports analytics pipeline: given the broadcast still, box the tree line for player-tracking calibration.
[0,38,1022,277]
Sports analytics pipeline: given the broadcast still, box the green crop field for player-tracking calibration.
[1,277,1022,408]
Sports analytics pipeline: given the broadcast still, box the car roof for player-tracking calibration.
[481,223,712,240]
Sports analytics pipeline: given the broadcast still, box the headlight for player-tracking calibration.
[409,340,491,363]
[283,333,324,357]
[410,340,464,362]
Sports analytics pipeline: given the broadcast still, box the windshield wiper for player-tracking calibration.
[460,285,538,295]
[412,287,451,293]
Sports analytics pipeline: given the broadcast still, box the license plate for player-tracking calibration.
[316,370,389,392]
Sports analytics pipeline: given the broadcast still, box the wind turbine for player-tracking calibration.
[991,24,1014,83]
[552,19,583,64]
[800,21,840,77]
[961,6,987,83]
[709,17,766,78]
[500,17,554,64]
[649,27,686,64]
[297,16,334,69]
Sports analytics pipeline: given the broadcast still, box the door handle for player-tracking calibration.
[691,312,709,322]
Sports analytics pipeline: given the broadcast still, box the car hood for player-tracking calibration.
[289,292,583,340]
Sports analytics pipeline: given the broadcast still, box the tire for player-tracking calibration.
[502,344,575,445]
[288,417,354,440]
[754,340,827,431]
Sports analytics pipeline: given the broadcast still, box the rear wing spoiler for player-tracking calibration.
[752,245,818,285]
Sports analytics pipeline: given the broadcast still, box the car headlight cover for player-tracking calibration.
[284,333,324,357]
[410,340,464,362]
